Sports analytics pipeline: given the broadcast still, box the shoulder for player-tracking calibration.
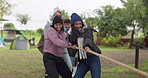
[63,32,67,36]
[44,23,51,30]
[60,32,67,38]
[84,27,97,32]
[48,27,56,32]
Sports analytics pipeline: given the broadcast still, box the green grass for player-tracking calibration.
[101,64,148,78]
[0,33,148,78]
[1,44,148,78]
[1,32,42,46]
[99,45,135,53]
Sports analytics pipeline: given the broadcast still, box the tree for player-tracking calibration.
[85,17,98,27]
[60,10,69,19]
[36,28,43,34]
[122,0,146,48]
[49,7,69,20]
[95,5,127,37]
[16,14,31,25]
[0,0,13,18]
[4,22,15,29]
[138,0,148,37]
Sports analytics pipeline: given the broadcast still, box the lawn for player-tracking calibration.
[0,33,148,78]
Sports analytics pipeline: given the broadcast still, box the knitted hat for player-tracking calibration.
[70,13,85,26]
[52,16,63,26]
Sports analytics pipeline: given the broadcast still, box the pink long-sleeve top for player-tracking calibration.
[43,27,68,57]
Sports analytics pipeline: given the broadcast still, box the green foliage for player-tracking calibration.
[4,22,15,29]
[134,36,144,45]
[95,5,127,37]
[121,0,148,48]
[0,0,13,17]
[31,30,36,35]
[21,30,37,37]
[36,28,43,34]
[102,38,109,46]
[20,31,31,35]
[108,36,117,46]
[102,35,122,47]
[85,17,98,27]
[49,7,69,20]
[16,14,31,25]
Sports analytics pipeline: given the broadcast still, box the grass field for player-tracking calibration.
[0,33,148,78]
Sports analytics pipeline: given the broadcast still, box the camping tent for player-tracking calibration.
[10,35,30,50]
[0,36,5,48]
[2,29,24,42]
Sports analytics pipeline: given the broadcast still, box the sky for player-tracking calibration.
[2,0,123,30]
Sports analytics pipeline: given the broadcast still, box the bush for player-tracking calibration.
[36,28,43,34]
[31,30,36,35]
[102,35,121,47]
[134,36,144,45]
[4,23,15,29]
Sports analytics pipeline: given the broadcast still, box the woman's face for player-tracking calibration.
[64,23,70,31]
[54,23,62,32]
[74,21,82,30]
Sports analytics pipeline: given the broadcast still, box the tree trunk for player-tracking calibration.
[129,26,135,48]
[143,26,146,37]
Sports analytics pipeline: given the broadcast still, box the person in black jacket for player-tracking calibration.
[70,13,101,78]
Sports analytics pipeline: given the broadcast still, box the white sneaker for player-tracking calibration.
[72,66,77,77]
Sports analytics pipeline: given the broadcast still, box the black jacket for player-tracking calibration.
[83,27,101,58]
[68,27,101,58]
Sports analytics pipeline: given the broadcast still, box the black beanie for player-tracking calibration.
[51,16,64,31]
[52,16,63,26]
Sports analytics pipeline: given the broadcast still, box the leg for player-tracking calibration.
[43,53,59,78]
[62,52,73,71]
[74,62,88,78]
[89,56,101,78]
[57,57,72,78]
[70,57,78,77]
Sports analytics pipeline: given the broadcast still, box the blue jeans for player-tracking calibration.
[74,56,101,78]
[62,51,73,71]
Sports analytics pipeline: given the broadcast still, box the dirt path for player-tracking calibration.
[100,51,148,78]
[100,51,148,67]
[101,52,148,78]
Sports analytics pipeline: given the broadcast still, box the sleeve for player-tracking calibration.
[47,29,68,48]
[83,37,93,49]
[37,32,44,48]
[37,32,44,53]
[83,37,101,54]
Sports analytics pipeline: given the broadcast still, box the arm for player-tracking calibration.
[47,29,68,48]
[83,37,93,49]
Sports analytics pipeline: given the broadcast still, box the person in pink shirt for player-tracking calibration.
[43,16,72,78]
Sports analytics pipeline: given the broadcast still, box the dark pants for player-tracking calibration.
[74,56,101,78]
[43,52,72,78]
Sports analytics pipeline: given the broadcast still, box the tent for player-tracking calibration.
[10,35,30,50]
[2,29,24,42]
[0,36,5,48]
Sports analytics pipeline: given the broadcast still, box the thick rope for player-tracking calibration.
[75,47,148,77]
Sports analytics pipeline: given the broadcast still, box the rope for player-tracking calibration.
[75,47,148,77]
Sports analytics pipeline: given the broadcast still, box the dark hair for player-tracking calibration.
[53,11,62,18]
[64,19,70,23]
